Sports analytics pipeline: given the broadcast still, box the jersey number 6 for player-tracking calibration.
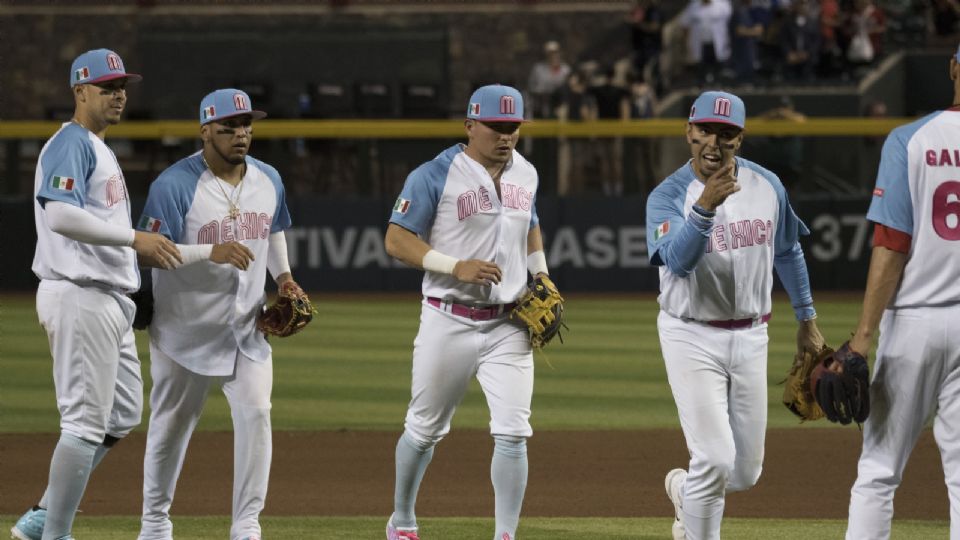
[933,181,960,241]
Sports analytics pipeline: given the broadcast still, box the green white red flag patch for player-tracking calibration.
[51,176,75,191]
[654,221,670,241]
[393,197,411,214]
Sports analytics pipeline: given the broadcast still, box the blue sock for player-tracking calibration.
[392,431,435,529]
[41,433,98,540]
[491,435,527,540]
[39,441,111,510]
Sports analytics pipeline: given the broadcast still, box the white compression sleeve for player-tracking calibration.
[267,231,291,279]
[422,249,458,274]
[45,201,135,246]
[174,244,212,267]
[527,250,549,276]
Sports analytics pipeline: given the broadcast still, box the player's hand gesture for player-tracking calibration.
[134,231,183,270]
[211,241,255,270]
[453,259,502,285]
[696,163,739,212]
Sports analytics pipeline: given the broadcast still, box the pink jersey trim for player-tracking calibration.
[873,223,911,254]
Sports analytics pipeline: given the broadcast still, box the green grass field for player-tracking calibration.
[1,293,947,538]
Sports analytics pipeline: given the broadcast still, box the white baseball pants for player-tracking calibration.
[403,301,534,445]
[139,345,272,540]
[658,310,769,540]
[37,279,142,443]
[847,305,960,540]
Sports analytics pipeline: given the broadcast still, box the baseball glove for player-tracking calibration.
[782,345,834,422]
[810,341,871,425]
[130,288,154,331]
[510,274,566,349]
[256,280,315,338]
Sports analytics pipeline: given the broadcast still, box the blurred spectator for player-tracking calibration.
[679,0,734,85]
[780,0,822,81]
[628,0,664,88]
[819,0,844,77]
[731,0,765,85]
[845,0,886,65]
[627,78,660,194]
[527,40,572,120]
[587,67,630,195]
[556,72,592,195]
[929,0,960,45]
[746,95,807,189]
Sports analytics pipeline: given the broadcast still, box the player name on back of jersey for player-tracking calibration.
[197,211,273,244]
[925,148,960,167]
[705,218,774,253]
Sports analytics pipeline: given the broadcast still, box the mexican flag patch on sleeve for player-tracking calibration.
[393,197,411,214]
[653,221,670,241]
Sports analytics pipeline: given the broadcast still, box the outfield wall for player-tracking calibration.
[2,195,871,291]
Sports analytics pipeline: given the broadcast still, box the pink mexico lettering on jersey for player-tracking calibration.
[457,185,528,221]
[478,186,493,211]
[501,183,532,211]
[925,148,960,167]
[705,220,772,252]
[105,174,127,208]
[457,190,479,221]
[198,213,273,244]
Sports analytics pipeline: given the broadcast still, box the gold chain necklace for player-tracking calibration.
[202,155,244,219]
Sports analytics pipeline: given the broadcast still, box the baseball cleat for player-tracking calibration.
[665,468,687,540]
[10,507,46,540]
[386,519,420,540]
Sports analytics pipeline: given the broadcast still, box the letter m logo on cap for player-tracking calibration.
[500,95,515,115]
[233,93,248,111]
[106,53,122,71]
[713,97,732,117]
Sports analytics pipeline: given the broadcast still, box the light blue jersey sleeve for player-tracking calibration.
[36,125,96,209]
[747,159,816,320]
[866,114,936,234]
[252,157,292,232]
[389,146,457,235]
[529,191,540,229]
[646,167,712,277]
[138,155,204,242]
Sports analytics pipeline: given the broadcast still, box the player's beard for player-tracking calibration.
[213,142,249,166]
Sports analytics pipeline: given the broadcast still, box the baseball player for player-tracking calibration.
[844,44,960,540]
[135,89,297,540]
[646,91,824,540]
[12,49,181,540]
[383,84,547,540]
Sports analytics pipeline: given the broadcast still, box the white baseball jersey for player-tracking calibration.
[138,152,291,376]
[389,144,539,304]
[646,157,808,321]
[33,122,139,292]
[868,109,960,308]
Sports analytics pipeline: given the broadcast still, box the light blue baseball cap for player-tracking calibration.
[199,88,267,125]
[466,84,526,122]
[956,42,959,62]
[70,48,142,87]
[688,90,746,130]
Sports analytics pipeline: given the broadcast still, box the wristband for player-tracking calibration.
[692,204,716,218]
[422,249,459,274]
[176,244,213,267]
[527,250,549,276]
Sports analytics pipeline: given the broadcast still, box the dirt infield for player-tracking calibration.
[0,429,947,519]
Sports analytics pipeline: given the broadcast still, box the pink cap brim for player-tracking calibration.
[84,72,143,85]
[471,117,530,123]
[690,117,743,128]
[202,110,268,124]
